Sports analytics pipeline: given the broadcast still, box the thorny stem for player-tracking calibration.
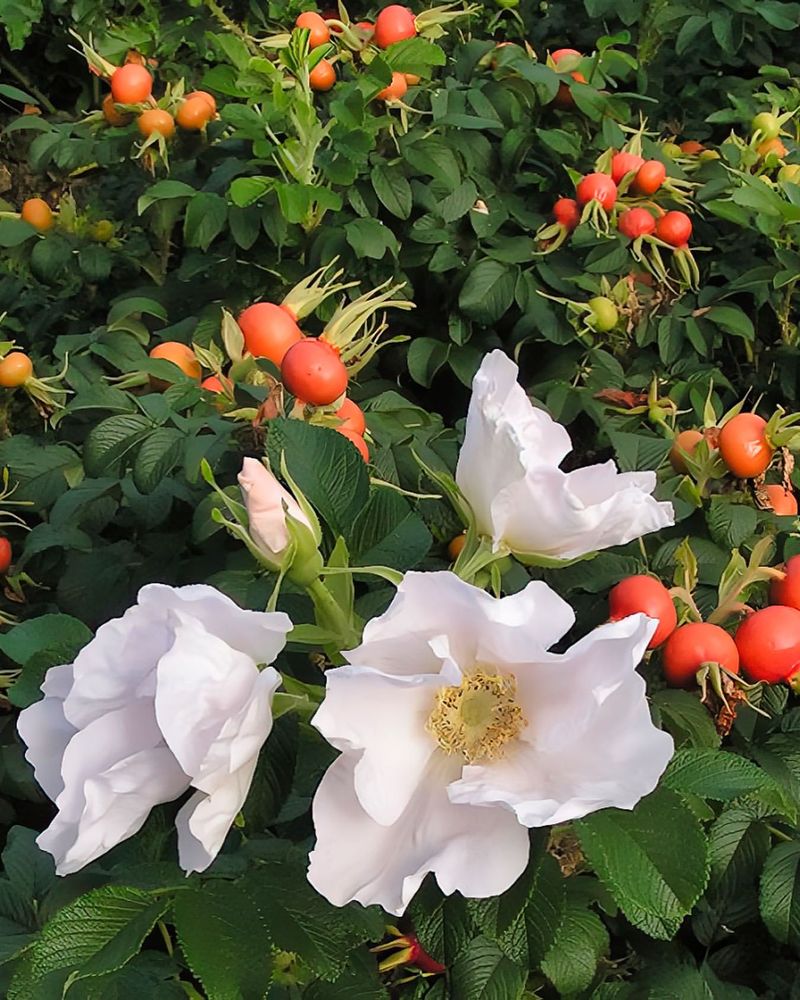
[0,56,57,114]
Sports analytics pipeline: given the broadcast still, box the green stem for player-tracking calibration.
[157,920,174,957]
[203,0,258,53]
[306,577,360,649]
[767,824,792,843]
[0,56,57,114]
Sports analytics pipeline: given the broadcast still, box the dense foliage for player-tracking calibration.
[2,0,800,996]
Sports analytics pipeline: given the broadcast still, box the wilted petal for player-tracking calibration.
[448,615,673,825]
[17,664,76,802]
[308,754,529,916]
[38,701,189,874]
[238,457,310,560]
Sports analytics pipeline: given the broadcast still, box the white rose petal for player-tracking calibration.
[455,350,674,560]
[238,457,311,561]
[308,572,673,914]
[17,584,291,876]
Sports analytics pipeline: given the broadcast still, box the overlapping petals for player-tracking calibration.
[18,584,291,875]
[455,350,674,560]
[308,571,673,915]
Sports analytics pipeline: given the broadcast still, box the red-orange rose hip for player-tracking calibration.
[0,538,11,575]
[281,338,348,406]
[374,5,417,48]
[718,413,773,478]
[608,575,677,649]
[661,622,739,688]
[772,555,800,609]
[736,606,800,684]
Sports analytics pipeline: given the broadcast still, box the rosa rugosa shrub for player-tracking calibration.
[1,0,800,996]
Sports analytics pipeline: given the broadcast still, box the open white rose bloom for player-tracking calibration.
[307,571,674,916]
[17,584,291,876]
[456,350,675,561]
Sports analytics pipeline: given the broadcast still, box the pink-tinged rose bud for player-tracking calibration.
[238,458,311,562]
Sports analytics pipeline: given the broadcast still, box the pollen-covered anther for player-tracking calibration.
[426,668,526,764]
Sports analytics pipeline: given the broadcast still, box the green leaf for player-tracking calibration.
[0,613,90,667]
[83,415,153,478]
[0,219,36,247]
[132,428,184,494]
[470,843,565,968]
[705,305,755,341]
[2,827,55,902]
[244,856,381,980]
[137,180,196,214]
[407,337,450,387]
[184,192,228,250]
[371,165,412,219]
[607,431,672,473]
[760,842,800,950]
[229,176,272,207]
[267,420,369,538]
[447,936,526,1000]
[349,488,432,570]
[651,690,721,749]
[541,902,609,994]
[383,37,446,73]
[436,180,479,224]
[345,218,398,259]
[459,260,516,325]
[576,787,709,939]
[13,886,169,994]
[707,499,757,549]
[173,882,272,1000]
[663,749,773,801]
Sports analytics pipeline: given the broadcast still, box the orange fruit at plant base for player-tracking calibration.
[336,426,369,462]
[376,72,408,102]
[103,93,132,126]
[149,342,201,382]
[185,91,217,115]
[310,59,336,92]
[718,412,773,478]
[0,538,11,574]
[110,63,152,104]
[661,622,739,688]
[295,11,331,48]
[336,397,366,436]
[669,429,704,474]
[137,109,175,138]
[0,352,33,387]
[765,484,798,515]
[176,96,214,130]
[447,533,466,561]
[21,198,53,231]
[238,302,304,367]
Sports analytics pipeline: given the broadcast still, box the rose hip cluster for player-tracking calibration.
[609,566,800,693]
[552,150,693,251]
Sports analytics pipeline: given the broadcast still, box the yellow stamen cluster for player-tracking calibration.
[426,668,526,764]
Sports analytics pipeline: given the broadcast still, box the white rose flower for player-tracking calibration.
[307,571,673,916]
[455,350,674,560]
[17,584,291,876]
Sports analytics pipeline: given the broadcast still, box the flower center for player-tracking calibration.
[425,668,526,764]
